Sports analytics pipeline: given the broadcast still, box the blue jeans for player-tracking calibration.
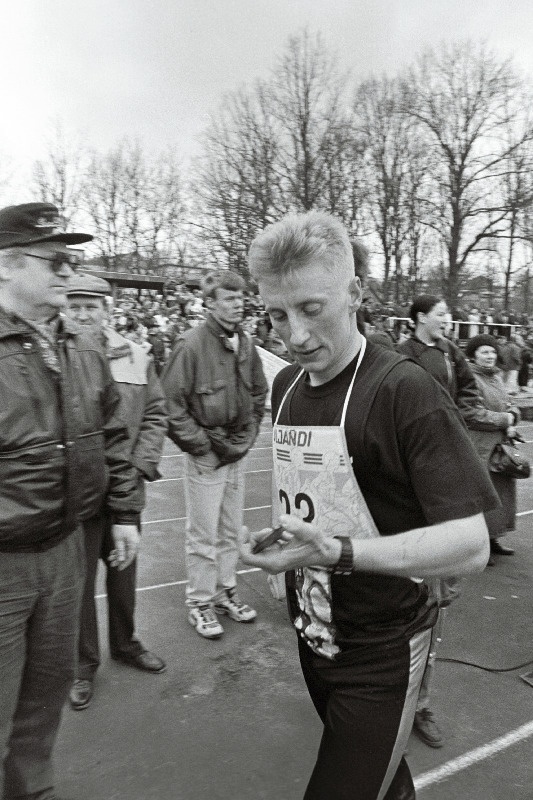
[183,454,245,607]
[0,528,85,800]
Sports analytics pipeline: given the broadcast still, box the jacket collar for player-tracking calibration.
[206,312,243,350]
[103,327,134,361]
[411,334,449,355]
[0,307,80,341]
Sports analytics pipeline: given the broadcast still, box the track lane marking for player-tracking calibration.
[143,506,533,525]
[143,504,271,526]
[94,567,262,599]
[414,721,533,790]
[161,445,273,459]
[154,468,272,483]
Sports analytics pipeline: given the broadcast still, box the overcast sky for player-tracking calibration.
[3,0,533,184]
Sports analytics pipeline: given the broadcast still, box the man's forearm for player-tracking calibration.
[351,513,489,577]
[242,512,490,578]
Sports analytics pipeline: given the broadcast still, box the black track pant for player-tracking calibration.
[298,628,431,800]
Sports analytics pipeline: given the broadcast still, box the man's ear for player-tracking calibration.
[348,276,363,314]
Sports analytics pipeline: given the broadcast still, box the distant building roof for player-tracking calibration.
[85,270,168,290]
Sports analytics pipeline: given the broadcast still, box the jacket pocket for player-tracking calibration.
[195,379,227,426]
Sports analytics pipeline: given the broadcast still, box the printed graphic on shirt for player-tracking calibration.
[273,424,379,659]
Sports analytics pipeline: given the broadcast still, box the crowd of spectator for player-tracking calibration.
[105,285,533,393]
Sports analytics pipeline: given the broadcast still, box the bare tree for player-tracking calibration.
[271,29,353,214]
[402,41,533,307]
[193,29,363,276]
[143,149,185,270]
[495,106,533,308]
[83,141,184,273]
[32,119,88,226]
[354,77,410,300]
[193,83,282,276]
[83,143,131,270]
[353,76,433,303]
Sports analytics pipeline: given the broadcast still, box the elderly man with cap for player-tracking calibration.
[0,203,143,800]
[65,274,168,712]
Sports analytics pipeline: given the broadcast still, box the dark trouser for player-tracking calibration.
[77,511,142,681]
[0,528,85,800]
[298,628,431,800]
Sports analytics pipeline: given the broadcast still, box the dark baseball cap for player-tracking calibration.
[0,202,93,250]
[66,274,111,297]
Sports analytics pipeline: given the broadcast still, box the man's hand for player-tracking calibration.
[109,524,140,570]
[240,514,341,574]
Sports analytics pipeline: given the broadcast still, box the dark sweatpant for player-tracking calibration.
[298,628,431,800]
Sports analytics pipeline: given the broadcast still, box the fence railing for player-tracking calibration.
[385,318,520,342]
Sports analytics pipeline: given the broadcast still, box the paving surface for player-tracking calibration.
[52,420,533,800]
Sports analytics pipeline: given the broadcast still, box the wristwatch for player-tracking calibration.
[332,536,354,576]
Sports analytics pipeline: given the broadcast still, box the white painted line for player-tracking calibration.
[161,442,272,460]
[414,720,533,790]
[94,567,262,599]
[154,469,273,484]
[144,506,533,525]
[143,504,271,526]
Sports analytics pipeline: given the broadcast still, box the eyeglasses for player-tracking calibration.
[23,251,83,273]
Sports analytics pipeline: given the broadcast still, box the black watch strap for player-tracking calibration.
[333,536,353,576]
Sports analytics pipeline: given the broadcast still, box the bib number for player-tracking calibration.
[279,489,315,523]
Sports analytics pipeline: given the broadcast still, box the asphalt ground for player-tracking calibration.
[53,419,533,800]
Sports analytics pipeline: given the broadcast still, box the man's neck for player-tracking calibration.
[308,328,363,387]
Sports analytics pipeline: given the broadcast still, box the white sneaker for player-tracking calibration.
[188,605,224,639]
[214,589,257,623]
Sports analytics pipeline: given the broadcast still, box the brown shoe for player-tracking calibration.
[69,678,93,710]
[112,649,166,673]
[413,708,444,748]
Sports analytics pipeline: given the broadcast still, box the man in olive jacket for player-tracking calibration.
[0,203,142,800]
[162,270,267,640]
[65,274,168,712]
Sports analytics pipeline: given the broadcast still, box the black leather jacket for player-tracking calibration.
[0,310,143,552]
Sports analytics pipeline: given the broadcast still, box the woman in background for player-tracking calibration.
[465,334,520,566]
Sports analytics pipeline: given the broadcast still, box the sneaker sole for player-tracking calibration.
[214,607,257,623]
[188,614,223,639]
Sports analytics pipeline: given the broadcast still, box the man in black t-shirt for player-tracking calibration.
[242,211,497,800]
